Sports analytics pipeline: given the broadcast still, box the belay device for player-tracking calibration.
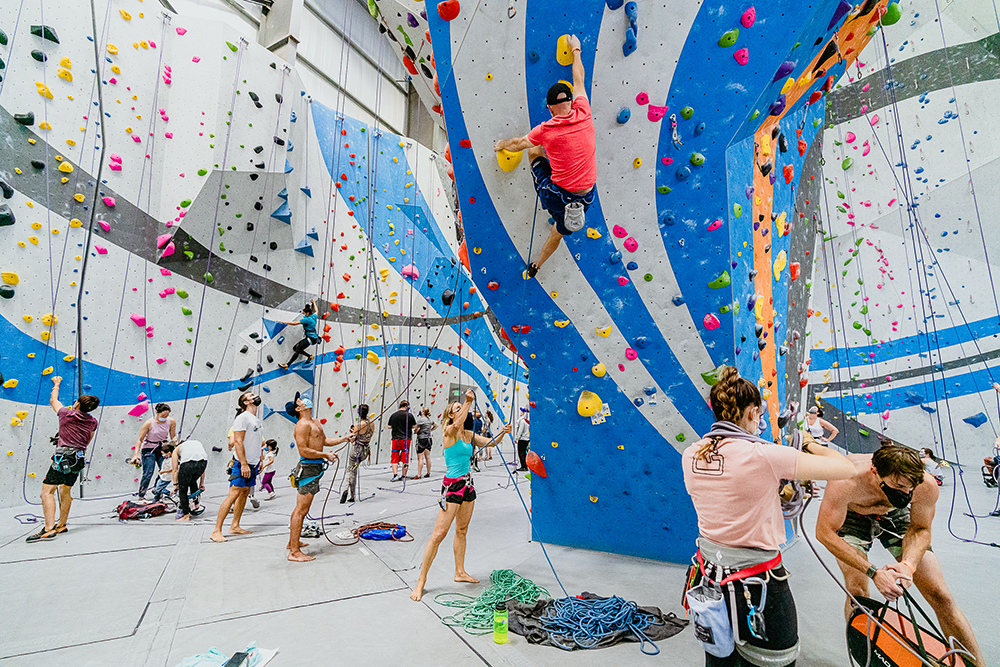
[847,592,973,666]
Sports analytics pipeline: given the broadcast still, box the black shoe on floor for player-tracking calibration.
[26,528,58,543]
[340,490,349,504]
[191,507,206,517]
[390,475,399,482]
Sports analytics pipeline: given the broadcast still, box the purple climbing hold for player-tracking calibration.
[745,185,754,199]
[407,12,419,27]
[828,0,851,29]
[769,94,786,116]
[772,60,796,82]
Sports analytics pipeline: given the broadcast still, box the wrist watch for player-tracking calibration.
[866,564,878,579]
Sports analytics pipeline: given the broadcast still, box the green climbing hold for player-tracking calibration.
[708,270,731,289]
[180,198,192,208]
[750,109,760,121]
[719,305,731,314]
[219,243,225,252]
[183,250,194,260]
[680,106,694,120]
[367,0,378,18]
[177,290,188,299]
[813,118,822,127]
[656,185,672,194]
[335,411,343,417]
[689,152,705,166]
[859,428,870,436]
[860,305,868,315]
[355,354,363,360]
[701,365,726,386]
[841,157,853,171]
[182,307,193,315]
[154,382,160,387]
[30,24,60,43]
[643,274,653,282]
[733,203,743,218]
[881,2,902,26]
[0,29,7,46]
[676,433,687,442]
[226,41,238,52]
[197,168,207,176]
[718,28,739,48]
[852,321,862,330]
[203,272,213,283]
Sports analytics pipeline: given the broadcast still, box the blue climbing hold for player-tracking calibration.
[626,261,638,271]
[617,107,631,124]
[671,295,686,306]
[284,159,294,174]
[963,412,988,427]
[659,211,675,226]
[527,49,540,64]
[622,27,637,57]
[633,397,644,407]
[676,166,691,181]
[609,250,623,264]
[643,386,656,395]
[300,186,312,198]
[904,391,925,405]
[606,0,624,8]
[634,336,649,349]
[277,188,288,200]
[271,201,292,224]
[294,238,314,256]
[624,2,638,34]
[694,122,706,136]
[306,227,319,241]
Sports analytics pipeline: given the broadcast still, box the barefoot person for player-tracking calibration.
[210,391,263,543]
[494,33,595,277]
[682,366,855,666]
[410,389,512,601]
[285,393,352,562]
[26,377,100,543]
[816,444,985,665]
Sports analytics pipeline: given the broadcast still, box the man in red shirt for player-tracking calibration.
[495,34,596,277]
[27,376,100,543]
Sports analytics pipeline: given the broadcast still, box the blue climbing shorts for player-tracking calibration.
[228,459,258,488]
[530,157,595,236]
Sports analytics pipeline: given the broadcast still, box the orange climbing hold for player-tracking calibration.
[438,0,460,20]
[526,451,547,478]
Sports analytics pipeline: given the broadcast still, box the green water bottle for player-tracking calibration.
[493,600,509,644]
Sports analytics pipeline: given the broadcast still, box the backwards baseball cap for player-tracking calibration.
[284,391,313,418]
[808,406,819,414]
[546,82,572,106]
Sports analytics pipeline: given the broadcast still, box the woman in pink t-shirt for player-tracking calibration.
[682,366,854,666]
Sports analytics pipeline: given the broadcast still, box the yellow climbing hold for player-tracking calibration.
[6,451,12,456]
[775,211,787,236]
[140,40,149,49]
[42,313,57,326]
[617,445,625,450]
[3,379,18,388]
[556,34,574,66]
[496,149,523,172]
[773,249,787,281]
[22,316,32,323]
[485,72,493,81]
[63,355,74,362]
[365,335,376,341]
[2,272,19,285]
[780,77,795,95]
[29,472,36,478]
[73,194,84,203]
[11,418,21,427]
[57,68,73,82]
[42,367,53,376]
[473,247,482,255]
[550,291,558,298]
[18,242,25,248]
[32,223,42,230]
[551,442,558,448]
[592,362,606,378]
[595,325,612,338]
[378,268,389,280]
[38,121,52,131]
[36,81,53,99]
[554,319,569,328]
[577,390,603,417]
[60,57,72,69]
[119,9,132,20]
[632,157,642,169]
[58,162,74,174]
[761,135,771,156]
[366,351,380,364]
[111,65,121,75]
[590,495,598,503]
[29,236,39,245]
[586,228,602,239]
[16,410,28,419]
[41,331,51,341]
[107,43,119,54]
[27,353,34,358]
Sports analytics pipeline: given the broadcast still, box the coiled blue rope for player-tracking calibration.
[540,595,662,655]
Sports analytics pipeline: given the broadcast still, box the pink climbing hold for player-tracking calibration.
[130,313,146,327]
[164,287,175,295]
[128,401,150,417]
[618,276,630,286]
[131,135,141,142]
[707,219,724,231]
[165,132,173,139]
[95,245,108,254]
[734,48,749,65]
[870,114,880,126]
[156,358,166,364]
[647,105,668,122]
[157,233,172,248]
[401,264,420,280]
[661,157,674,165]
[109,162,122,171]
[887,198,897,207]
[103,196,116,207]
[703,313,721,330]
[623,237,638,252]
[635,92,649,105]
[625,348,638,361]
[741,6,756,28]
[137,393,148,401]
[612,224,628,238]
[176,27,187,35]
[192,56,201,63]
[161,242,175,258]
[160,268,172,276]
[109,154,122,164]
[98,220,110,231]
[845,131,856,143]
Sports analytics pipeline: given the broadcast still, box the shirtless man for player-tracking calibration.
[816,444,984,665]
[286,393,353,562]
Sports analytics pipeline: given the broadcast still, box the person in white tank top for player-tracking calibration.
[805,406,838,443]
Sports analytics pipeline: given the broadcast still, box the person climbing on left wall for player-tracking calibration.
[26,377,101,543]
[279,299,319,369]
[494,33,596,278]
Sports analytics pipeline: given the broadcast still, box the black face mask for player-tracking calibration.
[880,481,913,508]
[252,396,262,406]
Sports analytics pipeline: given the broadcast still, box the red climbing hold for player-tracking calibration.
[330,304,341,312]
[821,75,836,93]
[342,273,351,281]
[459,139,472,148]
[511,324,531,334]
[525,451,547,478]
[487,281,499,290]
[402,56,419,76]
[437,0,460,21]
[806,91,823,106]
[798,139,808,156]
[789,262,801,281]
[782,164,794,184]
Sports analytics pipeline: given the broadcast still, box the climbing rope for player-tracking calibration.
[540,595,661,655]
[435,569,549,634]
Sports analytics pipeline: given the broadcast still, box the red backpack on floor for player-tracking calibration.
[116,500,167,521]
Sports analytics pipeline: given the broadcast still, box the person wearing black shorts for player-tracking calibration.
[412,407,437,479]
[27,377,100,543]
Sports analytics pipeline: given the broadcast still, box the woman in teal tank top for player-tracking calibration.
[409,389,511,602]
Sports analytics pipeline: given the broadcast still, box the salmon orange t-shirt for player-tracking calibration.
[682,437,799,551]
[527,97,596,192]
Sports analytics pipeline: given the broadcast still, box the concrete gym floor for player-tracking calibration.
[1,452,997,666]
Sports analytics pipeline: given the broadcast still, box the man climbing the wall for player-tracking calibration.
[285,393,352,562]
[494,34,596,278]
[387,400,417,482]
[210,391,264,543]
[26,377,100,543]
[815,444,985,665]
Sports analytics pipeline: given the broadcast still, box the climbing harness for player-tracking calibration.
[670,114,683,148]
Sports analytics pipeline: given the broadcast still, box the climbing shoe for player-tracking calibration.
[26,528,58,543]
[526,263,538,279]
[53,524,68,534]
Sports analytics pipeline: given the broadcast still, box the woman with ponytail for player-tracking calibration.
[682,366,855,666]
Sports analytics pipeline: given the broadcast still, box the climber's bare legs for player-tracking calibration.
[531,225,564,272]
